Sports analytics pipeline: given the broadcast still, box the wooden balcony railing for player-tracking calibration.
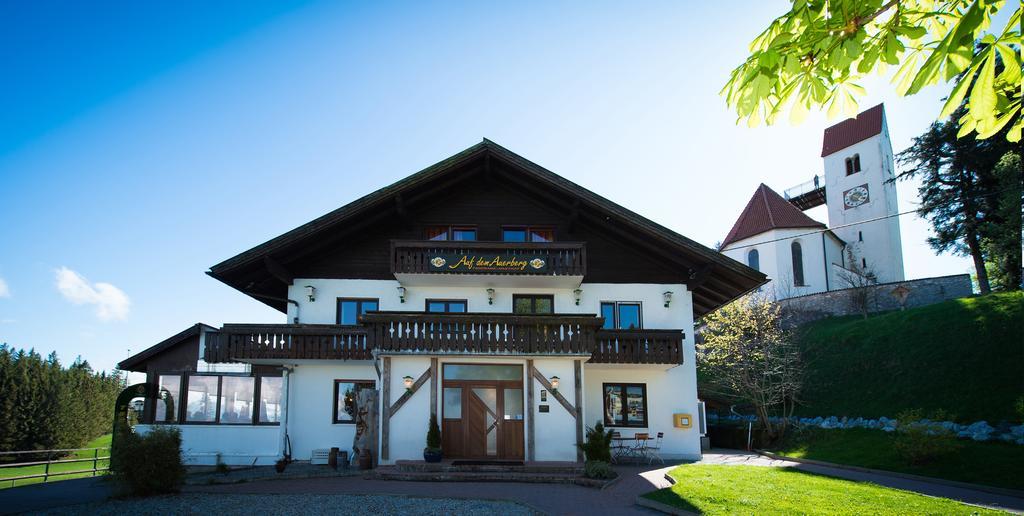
[204,316,684,365]
[391,240,586,276]
[361,312,601,355]
[592,329,684,364]
[203,324,371,362]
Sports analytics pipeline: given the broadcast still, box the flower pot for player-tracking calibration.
[423,448,443,463]
[275,460,287,473]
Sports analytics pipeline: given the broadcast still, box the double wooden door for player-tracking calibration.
[442,380,524,460]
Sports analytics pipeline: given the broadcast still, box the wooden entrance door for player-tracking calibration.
[441,364,524,460]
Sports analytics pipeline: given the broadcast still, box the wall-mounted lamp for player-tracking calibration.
[397,286,407,304]
[573,288,583,306]
[403,375,414,392]
[486,288,495,305]
[663,291,674,308]
[304,285,316,302]
[550,375,560,394]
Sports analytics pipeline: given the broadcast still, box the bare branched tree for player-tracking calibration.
[836,248,879,319]
[697,294,803,441]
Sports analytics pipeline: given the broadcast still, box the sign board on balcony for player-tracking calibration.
[428,254,549,273]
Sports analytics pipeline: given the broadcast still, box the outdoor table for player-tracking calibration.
[610,434,652,463]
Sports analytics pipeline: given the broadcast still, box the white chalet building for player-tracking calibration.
[119,140,765,466]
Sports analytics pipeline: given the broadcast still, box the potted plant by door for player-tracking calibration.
[423,413,443,463]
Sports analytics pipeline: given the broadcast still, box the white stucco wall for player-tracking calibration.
[822,121,905,283]
[287,279,688,330]
[285,362,376,461]
[382,355,433,463]
[722,228,844,300]
[135,424,281,466]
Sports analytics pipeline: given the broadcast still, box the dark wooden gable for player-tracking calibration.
[208,140,766,316]
[292,172,684,283]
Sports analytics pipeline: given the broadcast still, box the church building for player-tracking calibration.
[720,104,906,300]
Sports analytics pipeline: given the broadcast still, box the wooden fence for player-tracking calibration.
[0,447,110,488]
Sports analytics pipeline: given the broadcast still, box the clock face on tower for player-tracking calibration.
[843,184,870,209]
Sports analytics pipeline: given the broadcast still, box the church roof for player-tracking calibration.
[721,184,826,248]
[821,103,885,157]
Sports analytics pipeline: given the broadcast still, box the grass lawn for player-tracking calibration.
[0,434,111,489]
[795,291,1023,422]
[643,464,1006,515]
[773,428,1024,491]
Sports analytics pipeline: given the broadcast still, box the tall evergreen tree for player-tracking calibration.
[897,106,1018,294]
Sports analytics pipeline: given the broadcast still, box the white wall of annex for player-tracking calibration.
[287,279,690,330]
[135,424,280,466]
[286,363,376,461]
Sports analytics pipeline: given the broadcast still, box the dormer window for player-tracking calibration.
[426,225,477,241]
[502,226,554,242]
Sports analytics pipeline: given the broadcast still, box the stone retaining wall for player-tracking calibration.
[778,274,972,326]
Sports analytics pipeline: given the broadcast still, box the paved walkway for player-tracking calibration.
[186,464,674,515]
[4,450,1022,514]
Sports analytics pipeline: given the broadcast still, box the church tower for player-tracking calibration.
[820,104,905,283]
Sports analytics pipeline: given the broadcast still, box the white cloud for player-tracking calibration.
[0,278,9,298]
[55,267,130,321]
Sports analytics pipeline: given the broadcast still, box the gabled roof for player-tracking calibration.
[721,184,826,248]
[821,103,885,157]
[118,323,216,372]
[207,139,767,316]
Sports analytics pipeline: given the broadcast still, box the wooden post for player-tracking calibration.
[574,359,584,463]
[44,454,51,483]
[526,359,535,462]
[429,358,438,421]
[93,448,99,476]
[381,356,391,462]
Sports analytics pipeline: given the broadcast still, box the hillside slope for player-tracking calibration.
[796,291,1023,422]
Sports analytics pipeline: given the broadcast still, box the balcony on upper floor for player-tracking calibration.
[202,312,684,366]
[390,240,586,287]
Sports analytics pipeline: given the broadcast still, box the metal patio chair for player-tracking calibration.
[645,432,665,464]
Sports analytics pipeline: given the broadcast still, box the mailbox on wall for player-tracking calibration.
[673,413,692,429]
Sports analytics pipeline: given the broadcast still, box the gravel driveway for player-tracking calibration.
[29,493,538,515]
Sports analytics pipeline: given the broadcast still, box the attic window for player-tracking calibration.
[426,226,477,241]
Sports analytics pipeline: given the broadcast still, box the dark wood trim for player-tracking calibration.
[391,240,585,277]
[601,382,649,428]
[526,359,535,462]
[532,369,576,418]
[389,367,431,416]
[263,255,294,285]
[381,357,391,461]
[574,359,583,462]
[332,379,375,424]
[429,358,438,421]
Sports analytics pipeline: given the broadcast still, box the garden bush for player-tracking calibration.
[111,426,186,496]
[577,421,613,462]
[583,460,616,480]
[893,410,962,465]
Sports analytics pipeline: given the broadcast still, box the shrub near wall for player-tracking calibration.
[111,426,185,496]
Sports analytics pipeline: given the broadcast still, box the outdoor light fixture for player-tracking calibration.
[397,286,406,303]
[573,288,583,306]
[550,376,560,394]
[304,285,316,302]
[403,375,414,392]
[486,288,495,305]
[663,291,673,308]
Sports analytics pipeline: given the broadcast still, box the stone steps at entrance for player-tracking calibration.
[375,467,581,484]
[393,460,583,475]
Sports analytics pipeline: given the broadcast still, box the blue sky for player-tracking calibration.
[0,1,978,376]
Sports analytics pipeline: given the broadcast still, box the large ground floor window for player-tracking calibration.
[152,372,281,425]
[334,379,375,424]
[603,382,648,428]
